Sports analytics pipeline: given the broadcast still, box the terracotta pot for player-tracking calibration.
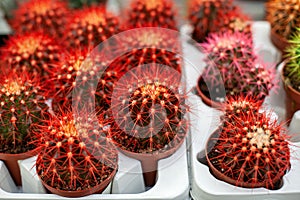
[119,138,186,187]
[281,64,300,122]
[196,76,223,110]
[270,29,289,55]
[205,129,284,189]
[0,147,39,186]
[40,167,117,198]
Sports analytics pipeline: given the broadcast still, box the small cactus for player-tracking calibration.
[188,0,235,42]
[95,28,182,110]
[207,106,291,189]
[51,49,106,113]
[199,31,275,103]
[283,28,300,92]
[11,0,69,37]
[35,111,118,195]
[64,5,120,49]
[107,65,188,153]
[1,32,63,88]
[0,72,48,154]
[266,0,300,41]
[125,0,178,30]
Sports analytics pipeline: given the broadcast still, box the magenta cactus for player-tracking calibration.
[207,106,291,189]
[35,111,118,197]
[199,31,275,103]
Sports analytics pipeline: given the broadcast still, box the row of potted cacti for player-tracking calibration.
[0,0,300,198]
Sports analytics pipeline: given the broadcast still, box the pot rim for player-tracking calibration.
[0,146,41,160]
[270,28,289,52]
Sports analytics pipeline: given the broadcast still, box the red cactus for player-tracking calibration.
[50,48,107,113]
[1,32,63,89]
[11,0,69,37]
[124,0,178,30]
[35,111,118,196]
[199,31,275,103]
[0,71,48,154]
[95,28,182,110]
[188,0,235,42]
[107,64,188,153]
[64,6,120,49]
[207,108,291,189]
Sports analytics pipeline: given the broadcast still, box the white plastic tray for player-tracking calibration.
[186,21,300,200]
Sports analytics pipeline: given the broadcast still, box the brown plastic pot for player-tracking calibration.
[205,129,285,189]
[119,137,186,187]
[196,76,223,110]
[40,167,117,198]
[281,64,300,122]
[0,147,39,186]
[270,29,289,55]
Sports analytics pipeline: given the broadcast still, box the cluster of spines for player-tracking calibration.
[35,112,118,191]
[208,100,290,189]
[125,0,178,30]
[266,0,300,40]
[64,5,120,49]
[11,0,69,37]
[0,32,62,91]
[0,72,48,154]
[106,65,188,153]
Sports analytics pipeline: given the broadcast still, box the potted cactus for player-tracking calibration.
[35,111,118,197]
[266,0,300,53]
[123,0,178,30]
[64,5,120,50]
[188,0,235,43]
[282,28,300,121]
[196,31,275,108]
[0,71,49,186]
[205,96,291,189]
[0,32,63,96]
[10,0,69,38]
[95,28,182,111]
[107,64,188,187]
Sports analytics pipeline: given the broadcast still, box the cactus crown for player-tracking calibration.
[12,0,69,37]
[0,72,48,154]
[64,6,120,49]
[36,112,118,191]
[208,101,291,189]
[125,0,178,30]
[284,28,300,92]
[266,0,300,40]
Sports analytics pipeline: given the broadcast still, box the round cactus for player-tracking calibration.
[11,0,69,37]
[283,28,300,92]
[266,0,300,41]
[199,31,275,103]
[0,72,48,154]
[95,28,182,110]
[50,48,107,113]
[207,108,291,189]
[188,0,235,42]
[35,111,118,195]
[64,5,120,49]
[124,0,178,30]
[107,65,188,153]
[0,32,63,88]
